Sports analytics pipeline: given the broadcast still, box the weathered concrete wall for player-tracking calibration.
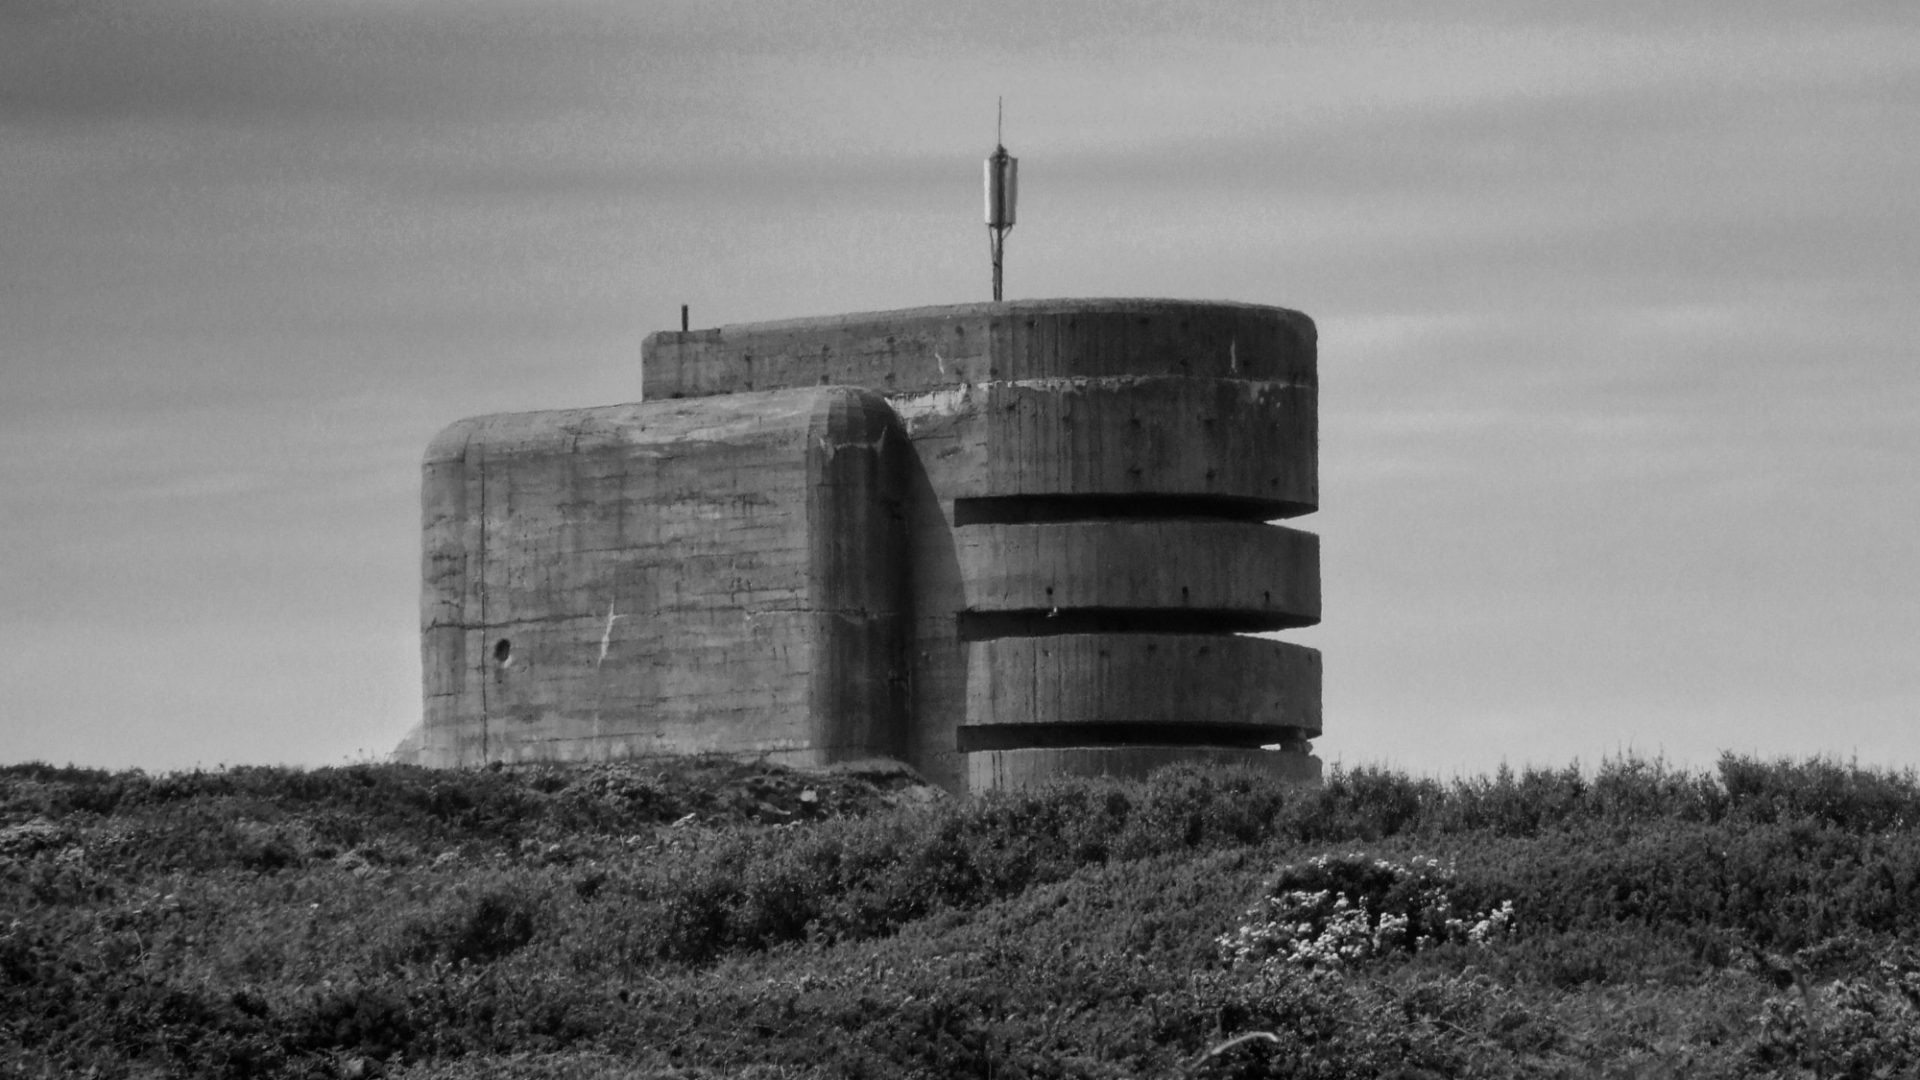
[409,299,1321,792]
[414,387,907,767]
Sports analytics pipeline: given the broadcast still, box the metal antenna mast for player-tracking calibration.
[984,98,1018,301]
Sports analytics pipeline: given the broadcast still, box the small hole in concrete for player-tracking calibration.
[493,639,512,664]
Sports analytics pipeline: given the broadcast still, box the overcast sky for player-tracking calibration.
[3,1,1916,777]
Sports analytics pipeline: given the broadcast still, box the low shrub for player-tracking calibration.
[393,886,542,967]
[1753,944,1920,1074]
[6,752,1920,1078]
[1218,853,1514,971]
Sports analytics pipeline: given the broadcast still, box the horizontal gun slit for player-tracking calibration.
[957,722,1311,753]
[957,608,1312,640]
[953,493,1308,526]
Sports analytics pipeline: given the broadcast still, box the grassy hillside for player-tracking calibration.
[4,754,1919,1078]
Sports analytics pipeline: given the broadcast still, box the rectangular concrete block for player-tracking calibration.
[413,387,907,767]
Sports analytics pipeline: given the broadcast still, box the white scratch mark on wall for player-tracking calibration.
[597,600,625,667]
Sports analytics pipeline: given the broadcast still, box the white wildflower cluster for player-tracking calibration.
[1466,900,1517,945]
[1217,853,1515,971]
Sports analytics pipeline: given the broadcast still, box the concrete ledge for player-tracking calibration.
[959,376,1312,510]
[888,376,1313,513]
[966,746,1322,791]
[642,299,1315,399]
[953,520,1319,628]
[961,633,1320,736]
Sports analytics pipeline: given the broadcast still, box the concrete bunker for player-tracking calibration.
[401,299,1322,793]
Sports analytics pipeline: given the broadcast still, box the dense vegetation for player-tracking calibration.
[4,753,1920,1078]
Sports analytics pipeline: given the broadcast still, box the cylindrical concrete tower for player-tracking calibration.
[642,299,1321,791]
